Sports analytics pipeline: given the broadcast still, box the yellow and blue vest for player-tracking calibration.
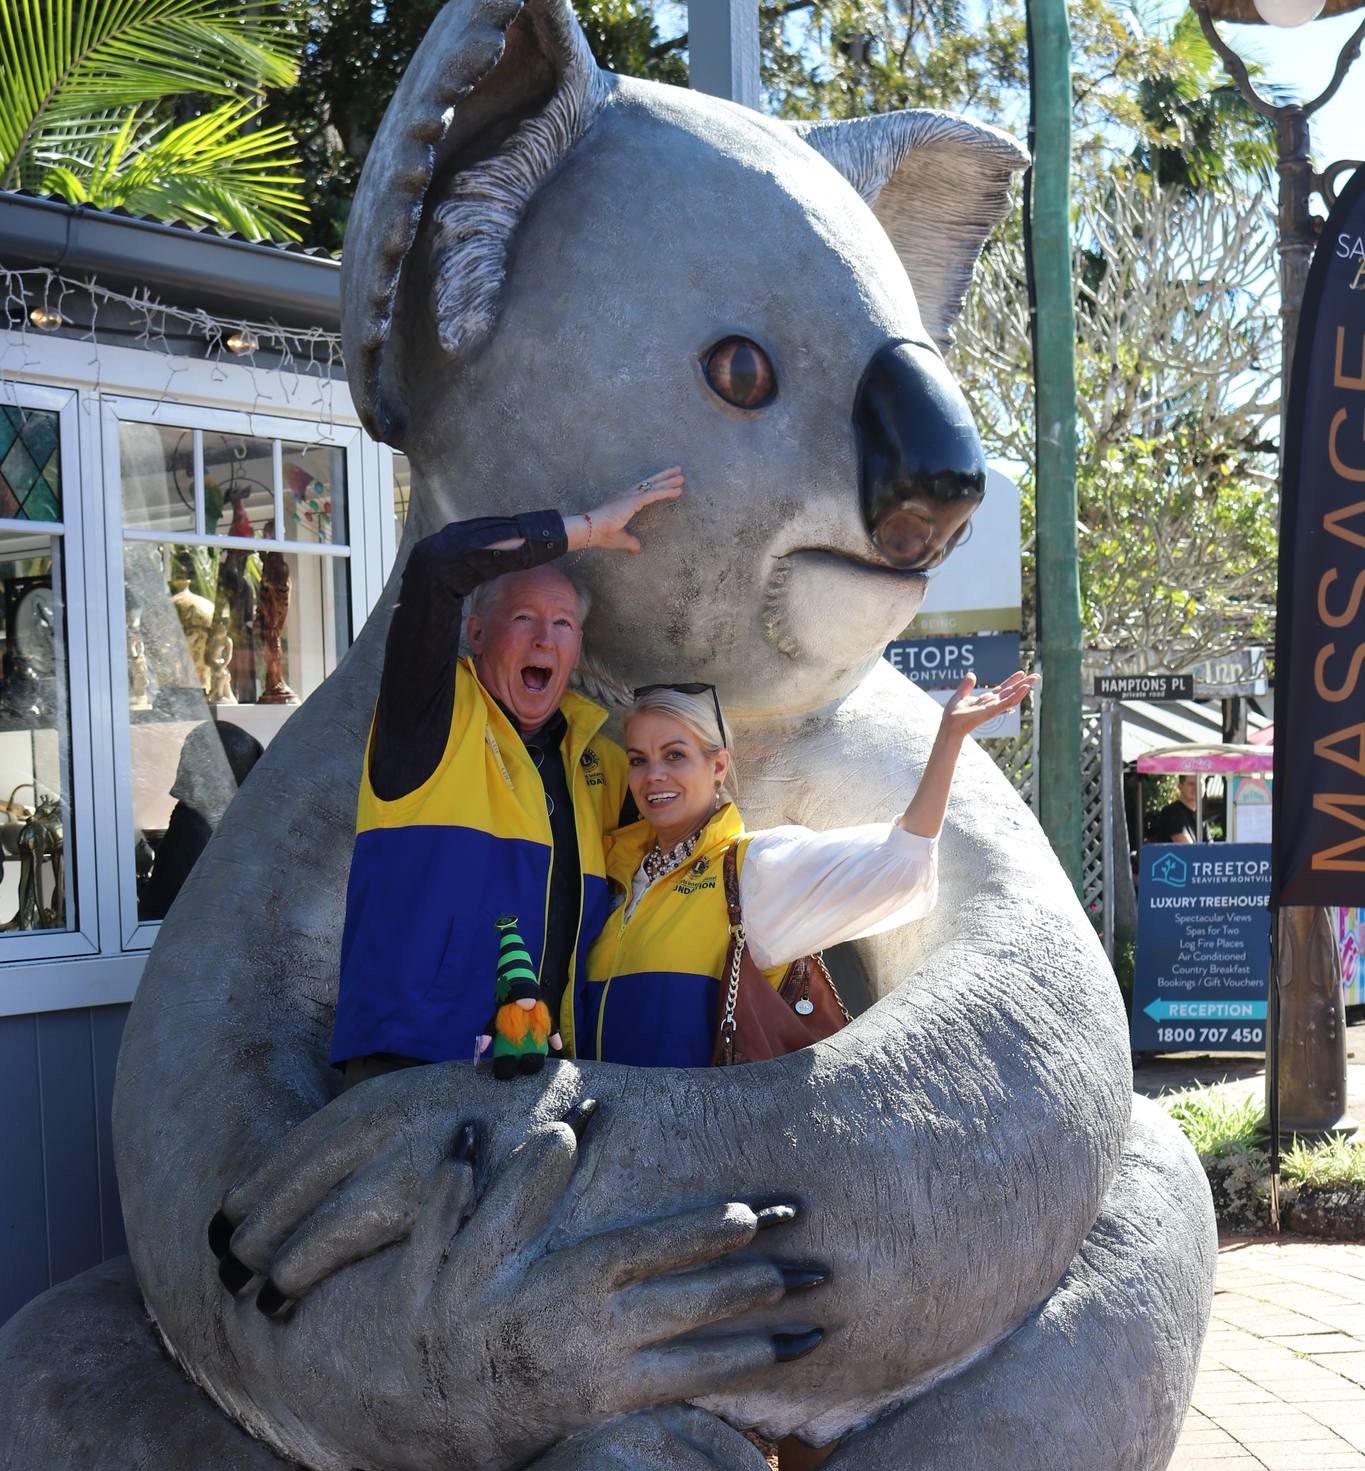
[577,804,786,1067]
[331,658,628,1064]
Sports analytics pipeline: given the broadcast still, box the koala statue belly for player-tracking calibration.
[0,1,1217,1467]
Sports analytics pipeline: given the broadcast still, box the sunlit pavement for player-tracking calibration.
[1138,1019,1365,1469]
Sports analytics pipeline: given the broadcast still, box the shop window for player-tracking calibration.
[393,450,411,540]
[114,409,354,940]
[0,399,79,941]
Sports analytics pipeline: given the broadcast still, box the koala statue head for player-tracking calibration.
[341,0,1027,718]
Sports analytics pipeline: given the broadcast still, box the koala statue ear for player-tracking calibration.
[340,0,606,443]
[792,111,1029,351]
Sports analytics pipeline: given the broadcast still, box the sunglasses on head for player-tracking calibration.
[631,682,729,751]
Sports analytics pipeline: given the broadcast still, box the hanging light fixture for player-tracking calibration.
[1202,0,1361,18]
[27,306,64,331]
[225,330,260,355]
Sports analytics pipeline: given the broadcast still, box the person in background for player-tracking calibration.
[140,720,264,920]
[1148,773,1202,845]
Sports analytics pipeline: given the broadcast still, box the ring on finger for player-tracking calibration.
[638,480,650,492]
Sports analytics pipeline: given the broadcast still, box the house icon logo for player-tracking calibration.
[1153,852,1188,888]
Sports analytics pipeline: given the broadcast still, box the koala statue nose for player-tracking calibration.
[855,340,987,569]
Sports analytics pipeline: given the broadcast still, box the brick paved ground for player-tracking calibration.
[1170,1238,1365,1469]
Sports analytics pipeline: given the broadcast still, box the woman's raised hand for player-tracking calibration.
[567,466,684,555]
[897,670,1039,839]
[939,670,1038,742]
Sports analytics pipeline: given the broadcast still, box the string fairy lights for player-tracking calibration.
[0,266,346,420]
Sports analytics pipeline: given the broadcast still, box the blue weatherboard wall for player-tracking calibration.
[0,1005,128,1326]
[1131,844,1271,1054]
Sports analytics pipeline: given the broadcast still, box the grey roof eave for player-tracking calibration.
[0,191,340,331]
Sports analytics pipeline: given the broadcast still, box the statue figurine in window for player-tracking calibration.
[205,622,236,706]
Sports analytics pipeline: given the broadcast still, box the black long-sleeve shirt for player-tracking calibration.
[369,511,599,1028]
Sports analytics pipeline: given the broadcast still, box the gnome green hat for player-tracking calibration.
[494,915,540,1003]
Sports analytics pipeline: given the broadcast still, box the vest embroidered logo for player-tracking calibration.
[673,876,718,896]
[691,857,709,875]
[580,749,600,767]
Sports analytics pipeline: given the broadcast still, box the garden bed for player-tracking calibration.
[1165,1086,1365,1238]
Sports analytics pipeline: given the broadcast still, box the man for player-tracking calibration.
[1148,773,1202,845]
[330,469,683,1076]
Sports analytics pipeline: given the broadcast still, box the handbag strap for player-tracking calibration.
[718,844,746,1059]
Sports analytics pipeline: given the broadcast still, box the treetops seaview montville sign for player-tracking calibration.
[1271,164,1365,907]
[885,466,1025,738]
[1131,843,1271,1054]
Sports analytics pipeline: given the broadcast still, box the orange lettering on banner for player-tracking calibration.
[1315,722,1365,778]
[1314,642,1365,701]
[1330,410,1365,482]
[1311,794,1365,871]
[1337,327,1365,390]
[1317,567,1365,626]
[1325,498,1365,548]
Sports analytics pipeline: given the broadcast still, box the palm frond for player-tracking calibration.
[39,101,307,241]
[0,0,298,189]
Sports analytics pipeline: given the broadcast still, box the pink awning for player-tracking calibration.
[1135,742,1274,775]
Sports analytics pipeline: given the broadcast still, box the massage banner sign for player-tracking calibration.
[1271,165,1365,907]
[1131,843,1270,1054]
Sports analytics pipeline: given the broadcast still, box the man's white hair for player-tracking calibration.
[464,566,591,647]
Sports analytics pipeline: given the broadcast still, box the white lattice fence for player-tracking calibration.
[982,707,1036,809]
[1080,707,1104,918]
[984,703,1106,922]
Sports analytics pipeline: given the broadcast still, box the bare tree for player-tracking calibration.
[954,179,1280,670]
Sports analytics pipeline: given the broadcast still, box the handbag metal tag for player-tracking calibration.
[794,996,814,1016]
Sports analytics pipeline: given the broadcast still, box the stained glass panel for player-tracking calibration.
[0,407,61,522]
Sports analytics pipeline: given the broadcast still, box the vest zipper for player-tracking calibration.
[594,903,631,1061]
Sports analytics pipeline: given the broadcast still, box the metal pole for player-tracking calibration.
[687,0,761,108]
[1026,0,1084,896]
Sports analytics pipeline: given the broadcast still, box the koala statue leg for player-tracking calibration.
[0,1258,290,1471]
[820,1097,1217,1471]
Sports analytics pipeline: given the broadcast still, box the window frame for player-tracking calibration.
[99,394,368,951]
[0,330,407,1016]
[0,379,101,964]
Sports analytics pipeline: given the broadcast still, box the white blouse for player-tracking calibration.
[624,821,939,971]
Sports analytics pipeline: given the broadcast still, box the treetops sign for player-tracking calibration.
[1271,165,1365,907]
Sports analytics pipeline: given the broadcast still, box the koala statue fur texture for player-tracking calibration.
[0,0,1216,1467]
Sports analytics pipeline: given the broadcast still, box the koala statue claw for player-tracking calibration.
[0,0,1215,1466]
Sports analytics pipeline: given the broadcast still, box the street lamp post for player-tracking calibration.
[1192,0,1364,1139]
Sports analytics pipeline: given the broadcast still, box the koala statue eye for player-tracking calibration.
[702,337,776,409]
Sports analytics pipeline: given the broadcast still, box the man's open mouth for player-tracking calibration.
[521,665,553,693]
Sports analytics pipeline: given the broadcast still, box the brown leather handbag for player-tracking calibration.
[712,843,852,1066]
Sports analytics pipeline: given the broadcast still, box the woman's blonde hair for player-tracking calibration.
[624,686,740,805]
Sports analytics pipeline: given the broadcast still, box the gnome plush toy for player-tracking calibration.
[476,916,563,1080]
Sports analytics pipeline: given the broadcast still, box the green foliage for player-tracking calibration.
[1283,1134,1365,1190]
[1131,10,1275,192]
[0,0,306,239]
[1167,1086,1264,1159]
[1166,1086,1365,1235]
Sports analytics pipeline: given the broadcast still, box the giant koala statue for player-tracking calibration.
[0,0,1217,1467]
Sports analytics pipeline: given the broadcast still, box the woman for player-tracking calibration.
[576,673,1036,1067]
